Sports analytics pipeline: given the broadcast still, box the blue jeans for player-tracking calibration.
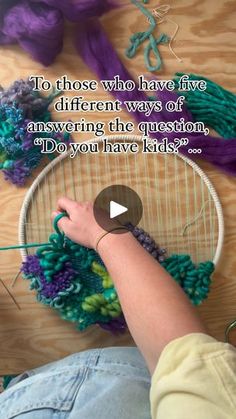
[0,347,151,419]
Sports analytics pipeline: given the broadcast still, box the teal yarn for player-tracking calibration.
[126,0,169,72]
[21,214,124,332]
[0,79,70,186]
[3,375,17,390]
[19,214,215,333]
[161,255,214,306]
[173,73,236,139]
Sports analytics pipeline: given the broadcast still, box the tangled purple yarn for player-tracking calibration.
[0,0,116,66]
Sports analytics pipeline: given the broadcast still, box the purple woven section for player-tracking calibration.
[98,315,127,334]
[43,262,77,299]
[22,255,77,299]
[3,160,31,186]
[21,254,42,277]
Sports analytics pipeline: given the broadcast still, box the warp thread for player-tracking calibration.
[151,5,182,63]
[20,213,214,333]
[0,79,70,186]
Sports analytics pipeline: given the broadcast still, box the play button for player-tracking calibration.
[110,201,128,219]
[94,185,143,233]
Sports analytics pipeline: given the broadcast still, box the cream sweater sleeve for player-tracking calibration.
[150,333,236,419]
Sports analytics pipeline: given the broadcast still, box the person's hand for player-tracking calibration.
[52,197,116,249]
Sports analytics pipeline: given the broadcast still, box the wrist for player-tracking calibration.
[96,229,133,254]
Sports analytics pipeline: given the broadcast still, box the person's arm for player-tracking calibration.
[97,232,207,372]
[53,198,207,373]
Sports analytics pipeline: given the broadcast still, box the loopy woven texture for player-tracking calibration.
[0,79,70,186]
[21,214,215,334]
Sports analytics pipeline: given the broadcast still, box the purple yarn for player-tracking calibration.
[75,20,236,176]
[39,262,77,299]
[3,160,31,186]
[98,315,127,334]
[0,1,64,66]
[22,255,77,299]
[21,254,42,277]
[14,120,35,151]
[0,0,115,66]
[37,0,116,22]
[21,132,34,151]
[75,21,191,126]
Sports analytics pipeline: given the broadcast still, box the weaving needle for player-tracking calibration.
[0,278,21,311]
[11,270,21,288]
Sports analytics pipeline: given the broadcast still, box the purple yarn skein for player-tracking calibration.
[0,0,115,66]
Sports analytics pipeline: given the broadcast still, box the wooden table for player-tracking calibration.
[0,0,235,374]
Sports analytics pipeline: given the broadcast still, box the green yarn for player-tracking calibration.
[92,261,113,289]
[173,73,236,139]
[126,0,169,72]
[1,213,215,332]
[0,242,49,251]
[3,375,17,390]
[82,293,122,318]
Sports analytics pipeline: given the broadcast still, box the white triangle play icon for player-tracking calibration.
[110,201,128,219]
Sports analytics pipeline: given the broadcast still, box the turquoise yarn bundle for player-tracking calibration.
[126,0,170,72]
[21,214,215,333]
[173,73,236,139]
[0,79,70,186]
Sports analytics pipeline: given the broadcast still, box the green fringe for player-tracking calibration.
[173,73,236,139]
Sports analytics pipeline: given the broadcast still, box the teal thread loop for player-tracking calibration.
[126,0,169,72]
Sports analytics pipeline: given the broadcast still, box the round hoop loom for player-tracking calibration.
[19,135,224,268]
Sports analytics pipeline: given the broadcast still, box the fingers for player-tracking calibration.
[51,210,60,218]
[57,216,72,235]
[57,197,79,215]
[51,210,72,235]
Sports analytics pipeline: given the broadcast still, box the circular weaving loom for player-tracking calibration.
[19,135,224,333]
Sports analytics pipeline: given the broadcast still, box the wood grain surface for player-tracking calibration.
[23,143,220,265]
[0,0,235,374]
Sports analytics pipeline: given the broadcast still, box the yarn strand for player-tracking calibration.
[173,73,236,139]
[0,213,66,251]
[125,0,169,71]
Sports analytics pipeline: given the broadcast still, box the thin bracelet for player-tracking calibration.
[225,319,236,344]
[95,227,129,252]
